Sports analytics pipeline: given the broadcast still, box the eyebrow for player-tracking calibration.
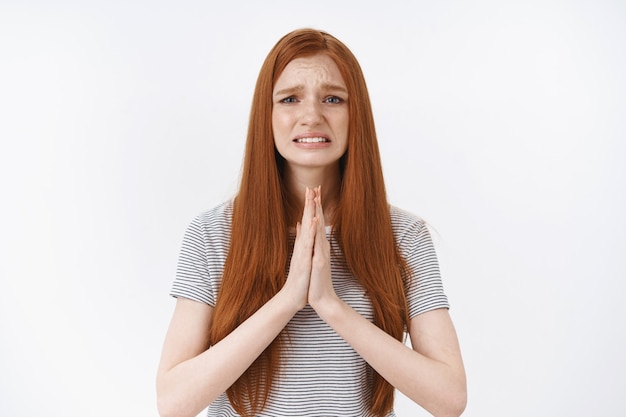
[273,83,348,97]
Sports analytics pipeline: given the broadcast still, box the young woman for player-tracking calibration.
[157,28,466,417]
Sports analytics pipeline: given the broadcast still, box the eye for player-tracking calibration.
[279,96,298,104]
[324,96,343,104]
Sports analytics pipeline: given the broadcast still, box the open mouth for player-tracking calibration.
[294,137,330,143]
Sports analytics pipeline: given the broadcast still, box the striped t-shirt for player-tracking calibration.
[171,200,449,417]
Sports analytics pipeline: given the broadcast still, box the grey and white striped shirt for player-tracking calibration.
[171,200,449,417]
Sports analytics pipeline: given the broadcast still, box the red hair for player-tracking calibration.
[210,28,410,416]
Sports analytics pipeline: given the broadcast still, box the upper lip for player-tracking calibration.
[293,132,331,141]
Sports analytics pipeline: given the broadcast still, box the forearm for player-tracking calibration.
[157,290,299,417]
[314,298,466,417]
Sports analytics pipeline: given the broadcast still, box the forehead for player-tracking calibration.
[274,54,346,89]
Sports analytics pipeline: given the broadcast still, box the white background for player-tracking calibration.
[1,1,625,416]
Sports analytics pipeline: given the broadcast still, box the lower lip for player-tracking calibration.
[293,140,332,149]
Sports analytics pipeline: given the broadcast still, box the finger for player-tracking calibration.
[295,189,317,254]
[314,193,325,230]
[302,187,317,232]
[314,185,324,229]
[301,187,312,220]
[315,185,322,206]
[311,204,326,262]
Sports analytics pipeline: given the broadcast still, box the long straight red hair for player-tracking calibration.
[210,28,410,417]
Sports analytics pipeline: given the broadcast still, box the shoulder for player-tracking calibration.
[192,199,233,230]
[389,205,425,226]
[389,205,428,245]
[182,199,234,249]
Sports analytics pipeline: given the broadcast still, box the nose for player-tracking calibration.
[299,100,323,126]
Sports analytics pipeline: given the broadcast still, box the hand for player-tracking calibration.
[307,186,338,310]
[283,187,317,310]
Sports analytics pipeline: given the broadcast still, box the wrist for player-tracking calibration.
[277,283,307,314]
[310,294,343,323]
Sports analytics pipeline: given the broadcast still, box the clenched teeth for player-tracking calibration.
[294,137,329,143]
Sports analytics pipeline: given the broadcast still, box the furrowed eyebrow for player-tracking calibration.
[273,83,348,98]
[273,86,303,97]
[321,83,348,94]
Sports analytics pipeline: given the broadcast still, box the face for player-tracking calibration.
[272,53,349,171]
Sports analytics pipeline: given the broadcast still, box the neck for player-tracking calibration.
[283,164,341,225]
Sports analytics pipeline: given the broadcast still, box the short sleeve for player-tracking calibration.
[393,209,449,318]
[170,215,217,306]
[169,202,232,306]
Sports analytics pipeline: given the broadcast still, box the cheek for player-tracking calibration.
[271,111,290,137]
[340,118,350,152]
[339,113,349,139]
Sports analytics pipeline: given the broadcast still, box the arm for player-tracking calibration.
[308,189,466,417]
[156,293,301,417]
[157,188,319,417]
[313,301,466,417]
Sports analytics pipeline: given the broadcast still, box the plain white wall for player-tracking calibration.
[1,0,624,416]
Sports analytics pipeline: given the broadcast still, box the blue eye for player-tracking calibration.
[324,96,343,104]
[280,96,298,103]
